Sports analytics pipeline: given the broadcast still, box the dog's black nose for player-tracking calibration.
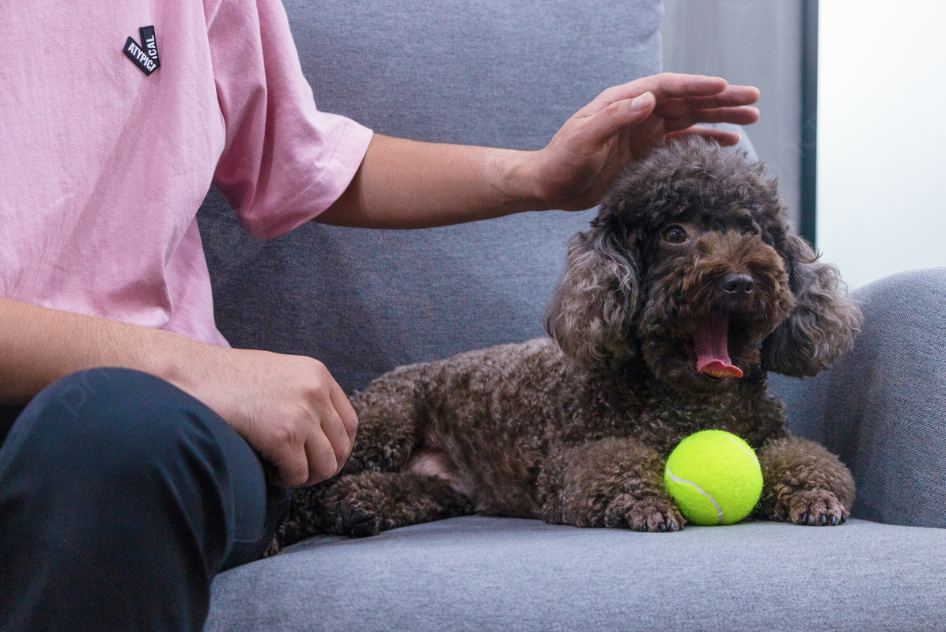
[721,273,754,297]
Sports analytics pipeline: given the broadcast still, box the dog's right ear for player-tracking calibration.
[544,224,639,371]
[760,233,862,377]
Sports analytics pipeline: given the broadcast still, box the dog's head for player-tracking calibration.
[545,137,862,389]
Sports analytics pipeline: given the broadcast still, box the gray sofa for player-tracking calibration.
[198,0,946,629]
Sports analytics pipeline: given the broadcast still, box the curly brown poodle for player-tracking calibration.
[272,137,861,551]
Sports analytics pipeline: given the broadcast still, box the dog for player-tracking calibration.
[272,137,860,551]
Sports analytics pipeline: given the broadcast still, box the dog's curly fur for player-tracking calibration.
[270,137,861,552]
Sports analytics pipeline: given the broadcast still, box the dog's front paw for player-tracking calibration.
[773,489,849,526]
[604,494,683,532]
[337,502,396,538]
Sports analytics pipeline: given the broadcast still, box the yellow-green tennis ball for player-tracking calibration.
[664,430,763,526]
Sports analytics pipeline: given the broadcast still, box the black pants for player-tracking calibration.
[0,368,290,631]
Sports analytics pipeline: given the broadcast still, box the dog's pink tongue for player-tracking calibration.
[694,314,743,379]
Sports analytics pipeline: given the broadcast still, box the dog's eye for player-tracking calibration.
[662,226,688,244]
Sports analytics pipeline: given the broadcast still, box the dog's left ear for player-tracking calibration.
[761,234,863,377]
[544,221,639,372]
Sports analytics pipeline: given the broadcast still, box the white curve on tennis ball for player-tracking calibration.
[665,466,724,525]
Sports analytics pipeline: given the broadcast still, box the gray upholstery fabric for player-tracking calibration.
[284,0,662,150]
[771,267,946,529]
[206,516,946,632]
[199,196,598,393]
[197,0,663,393]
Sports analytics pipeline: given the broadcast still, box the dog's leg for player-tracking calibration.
[315,470,475,538]
[758,435,855,526]
[539,436,683,532]
[267,480,335,554]
[342,365,432,474]
[270,471,473,550]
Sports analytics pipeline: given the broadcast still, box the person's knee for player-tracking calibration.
[0,368,274,576]
[0,370,257,628]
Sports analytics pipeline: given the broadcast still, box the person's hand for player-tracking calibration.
[528,73,761,211]
[195,347,358,488]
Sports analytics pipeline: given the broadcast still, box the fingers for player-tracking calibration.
[592,73,758,113]
[666,125,744,147]
[663,108,759,135]
[330,379,358,447]
[595,73,725,107]
[299,365,357,486]
[658,107,759,137]
[666,85,760,109]
[264,416,319,489]
[583,99,755,155]
[309,383,355,481]
[635,73,734,102]
[303,426,339,486]
[264,411,335,489]
[577,74,758,152]
[582,92,657,148]
[656,100,760,126]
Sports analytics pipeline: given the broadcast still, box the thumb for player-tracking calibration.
[583,91,656,147]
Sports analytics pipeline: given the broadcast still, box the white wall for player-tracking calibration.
[818,1,946,290]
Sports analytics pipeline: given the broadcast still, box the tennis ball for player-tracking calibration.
[664,430,763,526]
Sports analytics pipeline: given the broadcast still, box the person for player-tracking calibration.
[0,0,760,630]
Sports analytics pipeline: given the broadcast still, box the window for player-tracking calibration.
[817,1,946,289]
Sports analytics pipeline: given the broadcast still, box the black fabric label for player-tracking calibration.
[139,26,160,67]
[123,26,160,76]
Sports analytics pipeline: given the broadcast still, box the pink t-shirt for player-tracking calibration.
[0,0,372,346]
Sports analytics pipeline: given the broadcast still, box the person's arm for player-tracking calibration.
[0,297,355,489]
[316,73,760,229]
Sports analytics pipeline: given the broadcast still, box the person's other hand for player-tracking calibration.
[199,348,358,488]
[529,73,761,211]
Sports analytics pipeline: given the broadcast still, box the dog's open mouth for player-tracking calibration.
[694,312,749,379]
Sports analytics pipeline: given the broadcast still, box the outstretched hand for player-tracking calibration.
[529,73,760,211]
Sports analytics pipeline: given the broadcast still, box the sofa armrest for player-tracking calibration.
[770,268,946,527]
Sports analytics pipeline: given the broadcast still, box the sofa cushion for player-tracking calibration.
[206,515,946,631]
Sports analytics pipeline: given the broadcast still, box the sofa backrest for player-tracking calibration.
[197,0,664,392]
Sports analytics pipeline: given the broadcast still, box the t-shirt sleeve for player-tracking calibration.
[207,0,372,239]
